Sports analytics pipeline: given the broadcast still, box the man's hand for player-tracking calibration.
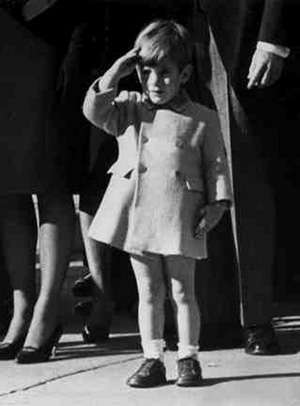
[194,202,228,239]
[247,48,284,89]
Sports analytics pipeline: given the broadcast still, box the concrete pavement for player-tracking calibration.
[1,317,300,406]
[2,258,300,405]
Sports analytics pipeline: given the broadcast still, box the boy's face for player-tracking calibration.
[137,56,191,105]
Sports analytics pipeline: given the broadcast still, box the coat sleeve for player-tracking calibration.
[258,0,286,46]
[257,0,300,50]
[202,110,233,204]
[82,80,136,136]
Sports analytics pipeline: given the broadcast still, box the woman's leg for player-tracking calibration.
[129,253,165,359]
[77,133,118,334]
[0,252,12,335]
[165,256,200,358]
[24,192,75,347]
[79,210,114,332]
[0,195,37,342]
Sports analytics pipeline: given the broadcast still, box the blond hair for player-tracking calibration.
[135,20,193,70]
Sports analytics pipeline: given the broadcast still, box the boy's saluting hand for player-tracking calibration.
[194,201,228,238]
[99,48,140,90]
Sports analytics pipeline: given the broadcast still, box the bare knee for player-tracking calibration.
[139,282,166,308]
[171,285,196,308]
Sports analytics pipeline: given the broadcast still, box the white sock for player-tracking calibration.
[142,339,165,361]
[177,343,199,360]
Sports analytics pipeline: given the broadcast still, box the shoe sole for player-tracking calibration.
[176,378,203,387]
[245,350,280,356]
[127,378,167,388]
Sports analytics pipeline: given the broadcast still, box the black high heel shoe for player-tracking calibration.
[0,335,27,360]
[16,325,63,364]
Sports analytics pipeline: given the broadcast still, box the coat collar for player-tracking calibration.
[142,90,192,113]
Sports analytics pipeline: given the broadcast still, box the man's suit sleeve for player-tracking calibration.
[258,0,286,46]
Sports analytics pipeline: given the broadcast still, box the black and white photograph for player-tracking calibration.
[0,1,300,405]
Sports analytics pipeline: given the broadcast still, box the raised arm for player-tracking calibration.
[82,48,139,135]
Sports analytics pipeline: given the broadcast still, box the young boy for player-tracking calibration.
[83,20,232,387]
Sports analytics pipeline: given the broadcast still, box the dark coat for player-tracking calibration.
[190,0,300,324]
[199,0,299,87]
[0,9,57,193]
[0,4,92,194]
[0,1,171,194]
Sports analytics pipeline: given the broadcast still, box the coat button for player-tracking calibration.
[138,165,147,174]
[175,139,186,148]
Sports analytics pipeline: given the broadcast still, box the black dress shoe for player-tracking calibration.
[176,357,203,387]
[82,324,110,344]
[126,358,167,388]
[0,335,26,360]
[16,325,63,364]
[72,274,95,297]
[244,324,280,355]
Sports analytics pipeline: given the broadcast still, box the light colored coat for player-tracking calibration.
[83,82,232,259]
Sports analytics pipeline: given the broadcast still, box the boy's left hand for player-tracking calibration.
[194,201,228,238]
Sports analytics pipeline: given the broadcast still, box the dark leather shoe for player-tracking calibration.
[72,274,95,297]
[82,324,110,344]
[0,335,26,360]
[126,358,167,388]
[176,357,203,387]
[244,324,280,355]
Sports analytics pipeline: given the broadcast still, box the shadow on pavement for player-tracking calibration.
[276,330,300,354]
[203,372,300,386]
[53,334,142,361]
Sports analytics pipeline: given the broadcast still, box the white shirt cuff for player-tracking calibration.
[257,41,290,58]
